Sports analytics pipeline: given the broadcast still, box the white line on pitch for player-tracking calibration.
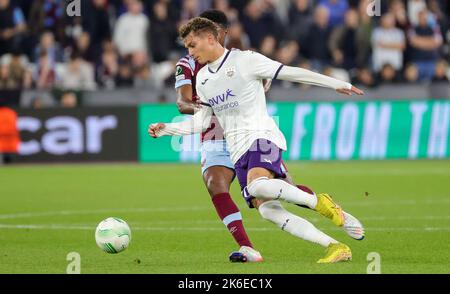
[110,215,450,225]
[0,223,449,232]
[0,206,210,220]
[0,199,448,220]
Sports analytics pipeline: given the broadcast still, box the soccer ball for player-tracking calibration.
[95,217,131,254]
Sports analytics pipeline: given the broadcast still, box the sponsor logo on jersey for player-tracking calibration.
[225,67,236,78]
[208,89,236,106]
[208,89,239,112]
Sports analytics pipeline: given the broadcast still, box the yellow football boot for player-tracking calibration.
[317,243,352,264]
[315,193,345,226]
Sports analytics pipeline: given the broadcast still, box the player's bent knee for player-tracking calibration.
[258,200,286,226]
[204,174,230,196]
[246,176,269,198]
[258,200,275,220]
[247,168,273,184]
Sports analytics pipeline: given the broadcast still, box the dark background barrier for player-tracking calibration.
[15,107,137,163]
[0,90,21,107]
[18,84,450,108]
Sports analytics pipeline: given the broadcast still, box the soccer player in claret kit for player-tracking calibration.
[151,17,365,263]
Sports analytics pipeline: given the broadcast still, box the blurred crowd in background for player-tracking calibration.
[0,0,449,103]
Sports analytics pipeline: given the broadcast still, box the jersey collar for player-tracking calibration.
[207,49,231,74]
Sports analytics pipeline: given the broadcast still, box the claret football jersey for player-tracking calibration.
[175,55,225,142]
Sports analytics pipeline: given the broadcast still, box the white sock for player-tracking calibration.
[258,200,337,247]
[247,177,317,209]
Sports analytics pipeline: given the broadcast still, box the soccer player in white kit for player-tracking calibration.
[150,17,365,263]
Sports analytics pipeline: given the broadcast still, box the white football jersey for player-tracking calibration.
[195,49,287,164]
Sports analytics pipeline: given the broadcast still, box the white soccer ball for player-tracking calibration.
[95,217,131,254]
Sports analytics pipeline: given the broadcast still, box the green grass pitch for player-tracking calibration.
[0,161,449,274]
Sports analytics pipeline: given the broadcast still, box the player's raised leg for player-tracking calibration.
[252,174,365,240]
[236,140,315,210]
[234,139,351,263]
[253,160,364,240]
[247,174,318,208]
[247,179,351,263]
[281,166,364,240]
[251,178,341,226]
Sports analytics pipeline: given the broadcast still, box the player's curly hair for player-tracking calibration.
[179,17,219,40]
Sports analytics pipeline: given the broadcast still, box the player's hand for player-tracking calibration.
[192,100,203,111]
[192,95,206,110]
[336,85,364,96]
[148,123,166,138]
[177,97,202,114]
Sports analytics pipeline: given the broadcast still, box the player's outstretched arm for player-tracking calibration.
[336,85,364,96]
[276,66,364,96]
[176,84,201,115]
[148,106,213,138]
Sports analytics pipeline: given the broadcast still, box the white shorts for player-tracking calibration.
[200,140,235,175]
